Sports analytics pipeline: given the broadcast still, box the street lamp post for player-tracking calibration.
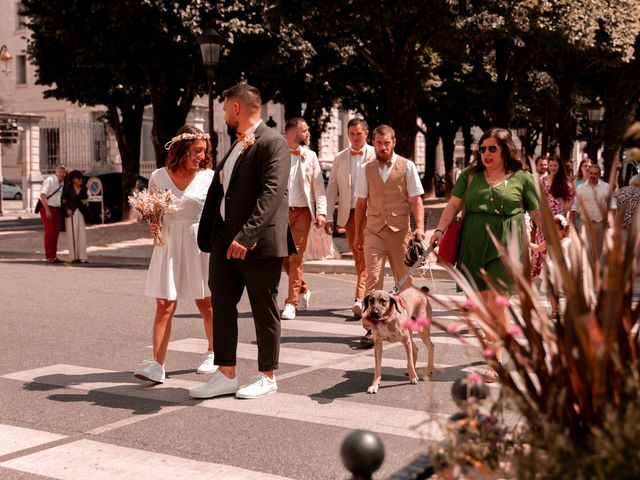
[0,45,12,75]
[587,100,605,166]
[198,27,222,166]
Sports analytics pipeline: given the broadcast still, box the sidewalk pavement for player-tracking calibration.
[0,198,452,279]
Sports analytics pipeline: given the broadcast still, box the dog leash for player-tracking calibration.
[389,241,438,295]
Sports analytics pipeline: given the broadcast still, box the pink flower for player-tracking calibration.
[462,298,477,312]
[415,316,431,327]
[447,323,460,334]
[483,348,495,358]
[495,295,510,307]
[401,319,421,332]
[509,325,523,336]
[467,372,482,384]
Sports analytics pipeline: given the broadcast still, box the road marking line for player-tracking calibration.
[168,338,482,371]
[197,392,445,440]
[0,438,292,480]
[0,425,66,457]
[1,364,446,440]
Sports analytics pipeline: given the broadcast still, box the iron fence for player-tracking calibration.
[39,119,114,174]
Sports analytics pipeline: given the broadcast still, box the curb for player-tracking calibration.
[0,250,453,279]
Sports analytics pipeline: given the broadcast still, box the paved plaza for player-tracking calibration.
[0,202,508,479]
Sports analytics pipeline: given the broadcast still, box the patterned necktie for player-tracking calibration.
[290,148,301,156]
[236,132,245,140]
[351,149,363,156]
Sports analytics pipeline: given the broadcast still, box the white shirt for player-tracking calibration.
[355,154,424,198]
[220,120,262,219]
[288,151,307,207]
[572,180,615,223]
[349,145,372,208]
[41,175,63,207]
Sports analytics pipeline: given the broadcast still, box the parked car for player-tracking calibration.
[83,172,148,223]
[2,178,22,200]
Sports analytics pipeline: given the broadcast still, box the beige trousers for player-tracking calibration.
[363,225,411,293]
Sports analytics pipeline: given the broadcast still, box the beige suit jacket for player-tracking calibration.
[294,146,327,220]
[326,144,375,226]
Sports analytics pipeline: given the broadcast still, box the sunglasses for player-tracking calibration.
[479,145,499,154]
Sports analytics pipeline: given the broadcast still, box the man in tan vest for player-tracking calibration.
[325,117,375,318]
[354,124,425,345]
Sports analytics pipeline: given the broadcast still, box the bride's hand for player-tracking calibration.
[149,223,161,235]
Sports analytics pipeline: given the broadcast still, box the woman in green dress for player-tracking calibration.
[430,128,541,363]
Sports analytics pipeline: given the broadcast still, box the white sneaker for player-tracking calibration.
[281,303,296,320]
[134,360,165,383]
[236,373,277,399]
[189,371,239,399]
[298,290,311,310]
[352,299,364,318]
[196,351,218,374]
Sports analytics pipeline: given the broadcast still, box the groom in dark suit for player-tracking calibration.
[191,84,294,399]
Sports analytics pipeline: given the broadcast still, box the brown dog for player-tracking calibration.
[362,287,435,394]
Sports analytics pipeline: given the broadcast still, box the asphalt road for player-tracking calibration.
[0,258,490,479]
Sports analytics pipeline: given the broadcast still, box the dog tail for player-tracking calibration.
[420,286,430,296]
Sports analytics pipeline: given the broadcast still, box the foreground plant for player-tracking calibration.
[425,175,640,478]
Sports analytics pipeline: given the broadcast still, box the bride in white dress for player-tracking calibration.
[134,126,216,384]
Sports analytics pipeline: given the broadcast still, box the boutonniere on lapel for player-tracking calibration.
[299,149,306,162]
[240,132,256,152]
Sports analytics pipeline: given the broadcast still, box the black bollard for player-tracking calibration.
[341,430,385,479]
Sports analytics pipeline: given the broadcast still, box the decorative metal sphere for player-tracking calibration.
[341,430,385,477]
[451,374,489,403]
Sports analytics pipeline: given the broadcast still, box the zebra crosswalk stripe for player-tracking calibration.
[1,437,292,480]
[1,364,446,441]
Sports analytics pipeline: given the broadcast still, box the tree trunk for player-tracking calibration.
[384,76,417,159]
[150,89,194,168]
[422,126,439,198]
[462,122,473,167]
[439,122,458,192]
[107,101,145,220]
[556,76,576,167]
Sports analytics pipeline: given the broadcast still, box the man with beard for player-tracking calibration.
[191,84,294,399]
[354,125,425,345]
[281,117,327,320]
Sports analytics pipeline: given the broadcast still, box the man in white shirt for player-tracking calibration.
[569,164,615,268]
[325,118,375,318]
[354,125,425,345]
[39,164,67,263]
[281,118,327,320]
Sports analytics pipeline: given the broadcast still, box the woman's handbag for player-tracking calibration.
[437,171,474,265]
[438,219,463,264]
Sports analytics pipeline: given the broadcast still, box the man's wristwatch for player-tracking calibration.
[434,228,445,235]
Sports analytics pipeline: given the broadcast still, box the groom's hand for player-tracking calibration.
[227,240,248,260]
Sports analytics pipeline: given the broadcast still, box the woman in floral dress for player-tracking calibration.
[531,156,575,277]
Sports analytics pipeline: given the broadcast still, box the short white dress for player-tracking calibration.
[144,168,214,300]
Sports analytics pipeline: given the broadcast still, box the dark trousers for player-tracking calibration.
[210,231,283,372]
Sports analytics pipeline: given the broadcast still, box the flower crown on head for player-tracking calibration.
[164,132,210,151]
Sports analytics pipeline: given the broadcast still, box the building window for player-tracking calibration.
[16,55,26,85]
[41,128,60,172]
[16,3,27,30]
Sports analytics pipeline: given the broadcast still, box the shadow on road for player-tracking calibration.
[23,371,183,415]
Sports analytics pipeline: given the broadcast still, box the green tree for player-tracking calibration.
[275,0,452,158]
[22,0,149,207]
